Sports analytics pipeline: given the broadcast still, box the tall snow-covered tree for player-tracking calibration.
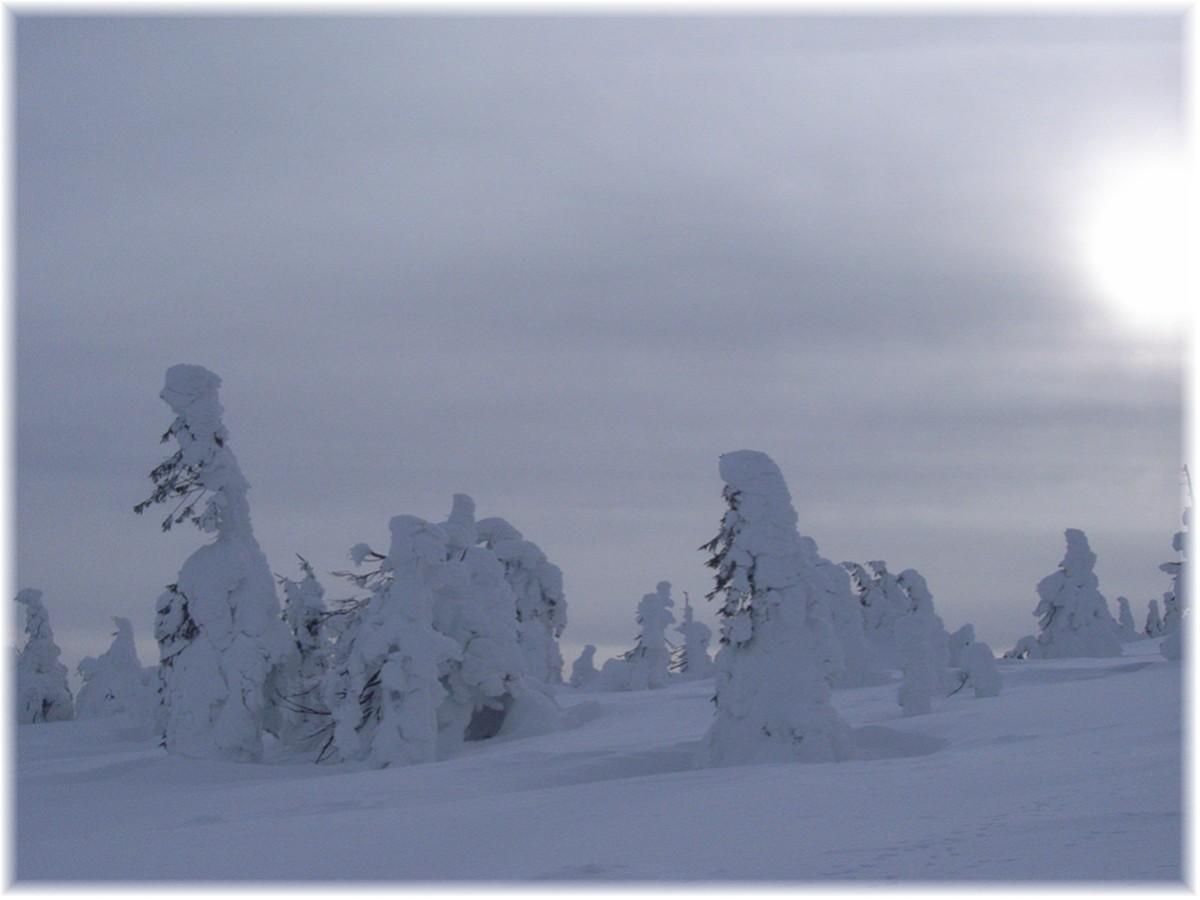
[277,556,331,755]
[895,611,936,716]
[569,644,600,688]
[321,516,461,766]
[433,495,532,744]
[811,544,888,689]
[672,593,715,679]
[845,560,912,669]
[622,582,677,690]
[324,496,555,766]
[1029,528,1121,659]
[896,568,954,694]
[15,589,74,724]
[1159,506,1189,660]
[700,450,855,766]
[1114,597,1141,643]
[1145,598,1165,637]
[136,364,296,761]
[476,515,568,685]
[948,624,975,667]
[75,617,154,731]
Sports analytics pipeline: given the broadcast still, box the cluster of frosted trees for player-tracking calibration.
[14,366,1187,773]
[44,365,568,766]
[1004,515,1189,663]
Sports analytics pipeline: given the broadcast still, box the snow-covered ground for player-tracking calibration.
[14,639,1183,884]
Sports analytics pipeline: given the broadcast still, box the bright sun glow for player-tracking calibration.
[1078,153,1191,336]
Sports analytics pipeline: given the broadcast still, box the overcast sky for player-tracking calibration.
[13,12,1189,676]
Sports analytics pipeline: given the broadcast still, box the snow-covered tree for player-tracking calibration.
[324,496,555,765]
[75,617,154,731]
[433,495,532,744]
[621,582,677,690]
[1160,506,1189,660]
[137,365,296,761]
[1028,529,1121,659]
[672,594,715,679]
[700,450,855,766]
[896,569,954,694]
[1114,597,1141,643]
[844,560,912,669]
[277,556,331,755]
[15,589,74,724]
[806,542,888,689]
[476,516,568,685]
[1145,598,1164,637]
[569,644,600,688]
[895,612,935,716]
[961,641,1001,698]
[1004,634,1039,660]
[948,624,975,667]
[321,516,461,766]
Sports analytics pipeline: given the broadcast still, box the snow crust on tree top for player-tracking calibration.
[703,451,855,766]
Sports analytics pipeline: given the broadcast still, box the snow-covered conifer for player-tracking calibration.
[896,568,954,693]
[1029,529,1121,659]
[672,594,715,679]
[1115,597,1141,643]
[807,542,888,689]
[15,589,74,724]
[433,495,531,745]
[845,560,912,669]
[569,644,600,688]
[700,451,854,766]
[622,582,677,690]
[75,617,154,730]
[961,641,1001,698]
[1145,598,1164,637]
[476,516,568,685]
[278,556,330,755]
[948,624,975,667]
[894,612,935,716]
[1159,507,1189,660]
[321,516,461,766]
[137,365,296,761]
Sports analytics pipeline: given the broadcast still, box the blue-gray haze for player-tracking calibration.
[14,14,1187,672]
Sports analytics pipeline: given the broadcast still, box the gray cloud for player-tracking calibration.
[14,14,1186,671]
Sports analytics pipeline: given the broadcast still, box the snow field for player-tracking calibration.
[15,639,1181,882]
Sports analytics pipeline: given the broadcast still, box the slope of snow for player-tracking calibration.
[14,640,1182,883]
